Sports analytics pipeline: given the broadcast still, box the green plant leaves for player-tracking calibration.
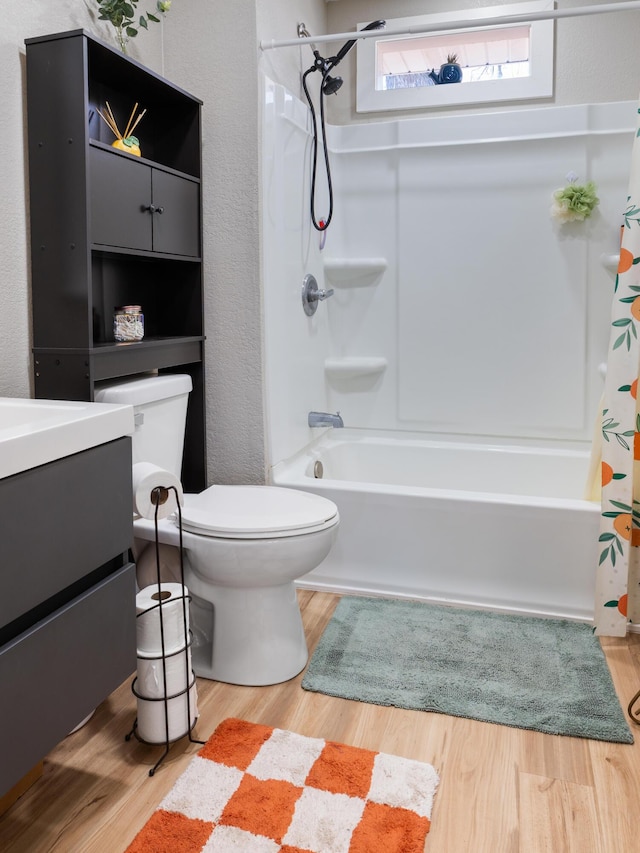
[95,0,170,52]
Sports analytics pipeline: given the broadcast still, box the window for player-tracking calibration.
[378,26,531,90]
[356,1,554,113]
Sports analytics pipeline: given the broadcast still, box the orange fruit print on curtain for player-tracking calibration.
[595,103,640,635]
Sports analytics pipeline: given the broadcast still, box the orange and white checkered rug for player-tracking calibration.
[125,717,439,853]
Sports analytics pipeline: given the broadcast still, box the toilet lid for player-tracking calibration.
[178,485,339,539]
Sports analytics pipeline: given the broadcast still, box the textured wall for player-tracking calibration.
[164,0,326,485]
[163,1,264,485]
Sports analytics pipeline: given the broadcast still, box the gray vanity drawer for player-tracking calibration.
[0,561,136,797]
[0,437,132,628]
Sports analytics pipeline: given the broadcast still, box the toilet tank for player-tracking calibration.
[94,374,192,478]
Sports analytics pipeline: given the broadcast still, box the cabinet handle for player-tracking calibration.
[142,204,164,214]
[156,206,164,214]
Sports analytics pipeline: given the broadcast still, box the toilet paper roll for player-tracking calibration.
[136,647,193,700]
[136,683,198,744]
[135,542,183,590]
[136,583,189,657]
[132,462,183,520]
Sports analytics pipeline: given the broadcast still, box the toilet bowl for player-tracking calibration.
[134,486,338,685]
[95,374,340,687]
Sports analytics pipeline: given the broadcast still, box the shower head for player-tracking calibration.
[305,21,386,84]
[301,20,386,234]
[332,20,386,66]
[322,74,343,95]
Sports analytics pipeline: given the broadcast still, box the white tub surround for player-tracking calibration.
[263,81,635,466]
[262,81,633,626]
[272,430,598,622]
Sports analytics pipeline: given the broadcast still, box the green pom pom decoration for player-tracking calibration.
[550,178,599,223]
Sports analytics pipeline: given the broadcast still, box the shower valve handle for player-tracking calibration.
[315,287,334,301]
[302,274,334,316]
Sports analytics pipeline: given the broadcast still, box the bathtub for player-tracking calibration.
[271,429,600,621]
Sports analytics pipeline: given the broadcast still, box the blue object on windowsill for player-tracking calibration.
[428,62,463,85]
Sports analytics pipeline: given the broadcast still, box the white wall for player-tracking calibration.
[262,76,336,466]
[325,0,640,124]
[260,0,640,472]
[334,102,631,443]
[263,87,634,466]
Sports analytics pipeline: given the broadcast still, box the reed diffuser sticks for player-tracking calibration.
[96,100,146,157]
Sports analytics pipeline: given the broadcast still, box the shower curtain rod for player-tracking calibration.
[259,1,640,51]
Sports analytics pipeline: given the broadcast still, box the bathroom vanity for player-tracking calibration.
[0,399,135,797]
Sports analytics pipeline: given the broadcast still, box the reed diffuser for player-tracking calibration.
[97,101,146,157]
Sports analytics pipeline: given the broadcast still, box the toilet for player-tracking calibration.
[94,374,339,686]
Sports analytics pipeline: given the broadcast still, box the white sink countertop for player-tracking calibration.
[0,397,135,479]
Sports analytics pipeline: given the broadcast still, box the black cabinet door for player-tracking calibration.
[0,439,132,629]
[152,169,200,257]
[90,146,152,251]
[0,563,136,798]
[90,146,200,257]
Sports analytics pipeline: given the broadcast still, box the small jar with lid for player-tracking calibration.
[114,305,144,342]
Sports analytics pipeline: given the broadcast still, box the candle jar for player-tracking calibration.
[114,305,144,342]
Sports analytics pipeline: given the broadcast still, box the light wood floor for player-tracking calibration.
[1,590,639,852]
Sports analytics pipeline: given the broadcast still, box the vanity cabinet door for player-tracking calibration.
[0,438,133,630]
[90,146,152,251]
[0,562,136,797]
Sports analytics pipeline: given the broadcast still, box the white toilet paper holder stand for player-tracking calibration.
[126,486,205,776]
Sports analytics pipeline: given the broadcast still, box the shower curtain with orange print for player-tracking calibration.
[595,104,640,636]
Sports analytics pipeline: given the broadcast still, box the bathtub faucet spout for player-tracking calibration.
[308,411,344,428]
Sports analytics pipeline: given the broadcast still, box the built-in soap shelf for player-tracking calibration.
[323,258,387,286]
[324,357,388,379]
[600,252,620,275]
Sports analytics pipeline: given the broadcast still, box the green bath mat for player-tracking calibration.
[302,596,633,744]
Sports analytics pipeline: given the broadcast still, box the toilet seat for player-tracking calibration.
[178,485,339,539]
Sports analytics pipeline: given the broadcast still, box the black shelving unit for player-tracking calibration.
[25,29,206,492]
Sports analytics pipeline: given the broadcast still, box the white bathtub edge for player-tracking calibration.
[295,580,594,624]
